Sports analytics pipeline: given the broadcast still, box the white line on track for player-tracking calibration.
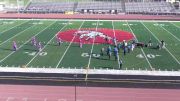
[5,18,180,22]
[22,98,28,101]
[141,22,180,65]
[126,21,153,70]
[0,21,56,63]
[26,21,69,67]
[6,97,14,101]
[55,21,85,68]
[155,22,180,42]
[44,98,47,101]
[58,99,67,101]
[112,21,121,69]
[0,23,37,46]
[0,20,29,35]
[6,19,112,22]
[85,20,99,81]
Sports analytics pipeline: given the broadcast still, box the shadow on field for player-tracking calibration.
[1,72,180,89]
[92,57,114,61]
[46,43,58,46]
[0,48,12,51]
[23,48,37,52]
[47,43,73,47]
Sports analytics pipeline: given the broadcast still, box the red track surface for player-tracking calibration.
[0,13,180,20]
[0,85,180,101]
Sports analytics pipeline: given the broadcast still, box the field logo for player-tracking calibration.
[57,28,134,44]
[76,30,112,41]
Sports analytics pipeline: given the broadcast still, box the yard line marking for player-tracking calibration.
[156,22,180,42]
[85,20,99,81]
[0,23,37,46]
[126,21,153,70]
[0,21,56,63]
[112,21,121,69]
[26,21,69,67]
[169,22,180,40]
[141,22,180,65]
[55,21,85,68]
[0,20,29,35]
[169,22,180,29]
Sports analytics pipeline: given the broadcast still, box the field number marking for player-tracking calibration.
[123,24,136,26]
[24,52,47,56]
[61,22,73,25]
[136,54,161,59]
[81,53,100,58]
[32,22,43,25]
[2,21,14,24]
[92,23,103,26]
[153,24,168,26]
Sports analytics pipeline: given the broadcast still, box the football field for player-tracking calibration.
[0,19,179,71]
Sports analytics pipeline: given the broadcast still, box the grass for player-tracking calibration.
[0,19,179,71]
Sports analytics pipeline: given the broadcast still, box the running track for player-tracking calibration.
[0,85,180,101]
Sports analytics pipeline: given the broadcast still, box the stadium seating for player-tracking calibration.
[24,1,123,14]
[22,1,178,15]
[76,1,123,13]
[125,2,175,14]
[24,2,75,13]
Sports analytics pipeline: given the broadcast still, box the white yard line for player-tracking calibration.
[26,21,69,67]
[0,20,29,34]
[55,21,85,68]
[168,22,180,41]
[169,22,180,29]
[0,21,56,63]
[0,24,37,46]
[155,22,180,42]
[126,21,153,70]
[112,21,121,69]
[141,22,180,65]
[85,20,99,81]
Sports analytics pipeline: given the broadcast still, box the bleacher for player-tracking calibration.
[76,1,123,13]
[21,0,179,15]
[125,1,175,14]
[24,2,74,13]
[23,1,123,14]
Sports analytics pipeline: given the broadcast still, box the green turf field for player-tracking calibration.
[0,19,179,71]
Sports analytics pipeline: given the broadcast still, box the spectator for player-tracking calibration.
[119,59,123,69]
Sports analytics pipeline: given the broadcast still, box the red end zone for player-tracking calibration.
[57,28,134,44]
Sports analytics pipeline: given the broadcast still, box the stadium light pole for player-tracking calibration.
[74,74,77,101]
[17,0,19,14]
